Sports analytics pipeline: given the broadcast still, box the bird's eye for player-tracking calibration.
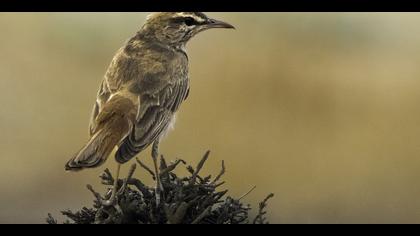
[184,17,196,26]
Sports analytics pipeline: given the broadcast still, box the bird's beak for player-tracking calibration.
[205,18,235,30]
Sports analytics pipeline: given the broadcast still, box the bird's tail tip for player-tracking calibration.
[64,161,84,172]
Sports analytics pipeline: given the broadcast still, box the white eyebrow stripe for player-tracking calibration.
[146,13,159,21]
[175,12,206,23]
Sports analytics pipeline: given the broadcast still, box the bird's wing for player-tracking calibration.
[115,74,189,163]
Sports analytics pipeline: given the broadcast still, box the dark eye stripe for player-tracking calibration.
[184,17,196,26]
[171,16,202,26]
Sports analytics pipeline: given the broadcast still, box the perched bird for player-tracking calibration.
[65,12,234,204]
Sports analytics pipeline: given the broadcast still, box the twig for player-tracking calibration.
[253,193,274,224]
[127,179,152,198]
[211,160,225,185]
[214,181,226,188]
[100,168,114,185]
[189,150,210,185]
[86,184,103,202]
[160,155,168,170]
[164,202,191,224]
[191,206,212,224]
[118,164,137,195]
[160,159,186,176]
[100,172,152,198]
[127,163,137,179]
[136,158,156,180]
[213,190,228,202]
[46,213,57,224]
[238,186,257,201]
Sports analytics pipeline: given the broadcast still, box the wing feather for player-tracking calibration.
[115,77,189,163]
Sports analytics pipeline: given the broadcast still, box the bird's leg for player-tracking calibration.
[152,140,163,206]
[102,163,121,206]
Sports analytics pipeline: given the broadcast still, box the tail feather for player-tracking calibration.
[65,95,132,171]
[65,129,117,171]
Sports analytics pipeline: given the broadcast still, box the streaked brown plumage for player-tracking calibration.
[65,12,234,171]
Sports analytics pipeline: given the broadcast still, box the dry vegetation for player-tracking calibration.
[47,151,274,224]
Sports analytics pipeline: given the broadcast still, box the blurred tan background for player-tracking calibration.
[2,12,420,223]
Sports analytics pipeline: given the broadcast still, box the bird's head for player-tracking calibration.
[140,12,235,47]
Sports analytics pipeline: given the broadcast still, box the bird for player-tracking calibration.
[65,12,234,205]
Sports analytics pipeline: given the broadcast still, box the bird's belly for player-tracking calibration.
[160,113,177,140]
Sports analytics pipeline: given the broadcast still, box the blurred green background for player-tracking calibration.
[2,13,420,223]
